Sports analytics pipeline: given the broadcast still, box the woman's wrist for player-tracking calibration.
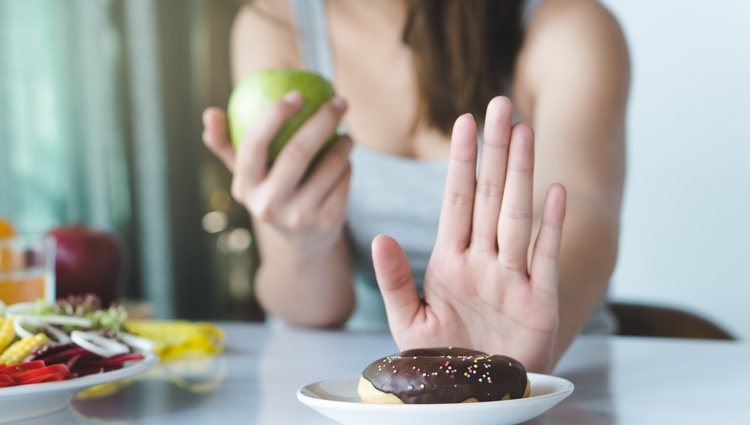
[256,221,345,264]
[255,234,354,327]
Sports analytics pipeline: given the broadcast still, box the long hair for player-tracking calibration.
[403,0,526,134]
[247,0,527,135]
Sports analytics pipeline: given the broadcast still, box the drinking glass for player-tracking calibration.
[0,235,56,305]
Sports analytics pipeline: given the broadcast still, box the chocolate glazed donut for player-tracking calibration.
[358,347,530,404]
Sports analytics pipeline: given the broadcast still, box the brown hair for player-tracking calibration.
[403,0,527,134]
[248,0,527,135]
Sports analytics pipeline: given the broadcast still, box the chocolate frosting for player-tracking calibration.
[362,347,528,404]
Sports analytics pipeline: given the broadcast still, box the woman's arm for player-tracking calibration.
[515,0,630,364]
[204,2,356,326]
[372,97,566,373]
[369,0,629,373]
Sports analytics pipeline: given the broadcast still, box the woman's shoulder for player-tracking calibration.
[514,0,630,112]
[524,0,626,49]
[230,0,300,82]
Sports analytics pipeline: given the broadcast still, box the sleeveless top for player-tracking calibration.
[287,0,616,334]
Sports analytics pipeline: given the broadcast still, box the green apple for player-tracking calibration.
[227,68,337,164]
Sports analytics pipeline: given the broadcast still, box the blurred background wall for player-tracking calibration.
[603,0,750,339]
[0,0,748,338]
[0,0,257,320]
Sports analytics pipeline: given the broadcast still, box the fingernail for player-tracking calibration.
[332,97,347,112]
[283,90,302,104]
[202,109,213,125]
[454,113,474,131]
[341,137,353,153]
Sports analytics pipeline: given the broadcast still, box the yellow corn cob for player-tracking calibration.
[0,333,48,365]
[0,317,15,353]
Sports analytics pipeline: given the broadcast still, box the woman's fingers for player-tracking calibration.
[267,97,348,199]
[294,135,353,208]
[372,235,421,330]
[497,123,535,271]
[472,97,513,252]
[202,108,236,172]
[290,137,352,231]
[530,184,567,292]
[436,114,478,251]
[316,163,352,230]
[235,91,305,187]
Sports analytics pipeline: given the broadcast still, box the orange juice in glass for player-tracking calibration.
[0,235,56,305]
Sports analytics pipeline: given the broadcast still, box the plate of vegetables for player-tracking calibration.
[0,296,157,423]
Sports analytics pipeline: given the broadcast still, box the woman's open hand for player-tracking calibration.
[372,96,567,373]
[202,92,353,251]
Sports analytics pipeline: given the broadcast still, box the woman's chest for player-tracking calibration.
[328,20,450,160]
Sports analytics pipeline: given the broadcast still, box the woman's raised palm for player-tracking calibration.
[372,97,566,373]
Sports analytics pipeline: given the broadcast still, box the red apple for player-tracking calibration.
[49,225,123,306]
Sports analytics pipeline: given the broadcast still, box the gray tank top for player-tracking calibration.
[287,0,615,334]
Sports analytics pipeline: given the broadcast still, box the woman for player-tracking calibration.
[202,0,629,373]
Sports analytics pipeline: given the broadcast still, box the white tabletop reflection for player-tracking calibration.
[11,322,749,424]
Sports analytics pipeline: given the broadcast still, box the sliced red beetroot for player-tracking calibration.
[99,353,144,368]
[40,347,96,365]
[71,366,106,377]
[27,342,78,361]
[70,352,143,373]
[65,353,83,371]
[68,355,110,369]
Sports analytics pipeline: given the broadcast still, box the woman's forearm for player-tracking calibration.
[253,223,354,327]
[548,198,620,367]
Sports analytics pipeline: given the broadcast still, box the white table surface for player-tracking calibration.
[13,322,750,424]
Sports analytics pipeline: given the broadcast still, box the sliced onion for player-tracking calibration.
[6,302,36,315]
[118,332,156,353]
[43,324,71,344]
[12,316,34,339]
[15,314,93,328]
[71,331,130,358]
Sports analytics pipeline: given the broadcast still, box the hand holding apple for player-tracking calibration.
[202,68,353,250]
[49,225,123,307]
[228,68,337,164]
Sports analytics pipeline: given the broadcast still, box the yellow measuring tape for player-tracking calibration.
[124,320,225,361]
[76,321,226,400]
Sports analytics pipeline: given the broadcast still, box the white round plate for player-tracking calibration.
[297,373,573,425]
[0,353,158,423]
